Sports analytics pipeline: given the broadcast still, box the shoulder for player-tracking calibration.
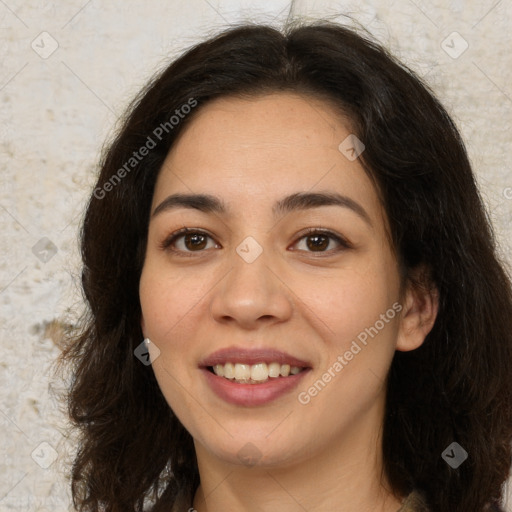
[397,491,507,512]
[397,490,430,512]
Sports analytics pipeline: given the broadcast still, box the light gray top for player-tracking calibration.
[397,490,430,512]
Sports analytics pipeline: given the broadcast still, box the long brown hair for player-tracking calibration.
[61,20,512,511]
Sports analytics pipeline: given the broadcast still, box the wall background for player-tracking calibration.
[0,0,511,510]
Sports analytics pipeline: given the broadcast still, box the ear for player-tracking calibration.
[396,266,439,352]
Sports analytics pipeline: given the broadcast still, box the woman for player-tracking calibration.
[62,20,512,512]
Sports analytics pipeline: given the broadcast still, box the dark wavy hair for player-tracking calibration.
[61,20,512,512]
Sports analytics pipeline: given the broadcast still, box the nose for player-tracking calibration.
[209,246,294,330]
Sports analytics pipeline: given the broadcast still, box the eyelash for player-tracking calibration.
[159,227,351,256]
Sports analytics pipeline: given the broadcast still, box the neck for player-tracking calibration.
[191,404,403,512]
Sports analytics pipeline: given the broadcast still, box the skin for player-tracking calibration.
[139,93,438,512]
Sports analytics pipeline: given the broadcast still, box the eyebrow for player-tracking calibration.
[152,191,372,227]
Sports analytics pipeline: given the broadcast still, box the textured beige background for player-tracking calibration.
[0,0,511,510]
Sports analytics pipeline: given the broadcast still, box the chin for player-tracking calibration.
[194,429,305,469]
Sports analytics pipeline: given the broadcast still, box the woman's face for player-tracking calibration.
[139,92,407,469]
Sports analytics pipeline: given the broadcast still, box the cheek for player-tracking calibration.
[293,258,400,349]
[139,266,204,418]
[295,267,400,424]
[139,262,209,342]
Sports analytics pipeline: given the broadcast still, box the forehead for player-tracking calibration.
[153,92,382,223]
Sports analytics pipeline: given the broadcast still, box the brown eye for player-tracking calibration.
[305,234,330,251]
[184,233,208,251]
[292,229,349,254]
[162,229,219,253]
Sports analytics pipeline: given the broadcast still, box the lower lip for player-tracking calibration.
[201,368,311,406]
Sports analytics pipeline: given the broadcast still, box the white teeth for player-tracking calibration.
[234,363,251,380]
[268,362,281,378]
[211,362,305,383]
[213,364,224,377]
[223,362,235,379]
[251,363,269,382]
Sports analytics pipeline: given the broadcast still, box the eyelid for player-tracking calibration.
[159,227,220,252]
[289,227,352,253]
[159,227,351,255]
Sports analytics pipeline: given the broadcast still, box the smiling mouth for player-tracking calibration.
[208,362,308,384]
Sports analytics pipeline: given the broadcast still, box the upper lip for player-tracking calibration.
[199,347,312,368]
